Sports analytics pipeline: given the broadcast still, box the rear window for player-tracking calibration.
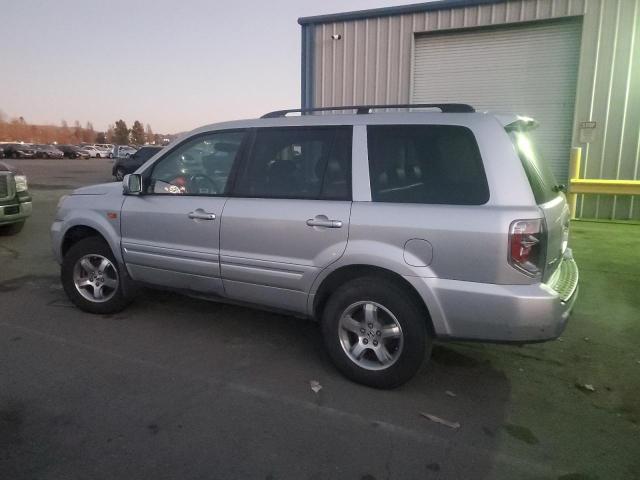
[509,130,559,204]
[367,125,489,205]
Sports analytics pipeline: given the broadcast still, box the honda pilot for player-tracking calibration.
[51,104,579,388]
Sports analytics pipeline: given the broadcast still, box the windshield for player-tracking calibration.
[509,130,559,204]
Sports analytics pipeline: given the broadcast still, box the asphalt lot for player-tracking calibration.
[1,158,639,480]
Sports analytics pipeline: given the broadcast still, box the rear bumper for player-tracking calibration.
[406,252,579,343]
[0,201,32,225]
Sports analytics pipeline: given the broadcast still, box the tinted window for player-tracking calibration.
[137,148,161,161]
[149,131,245,195]
[508,130,559,204]
[234,127,352,200]
[367,125,489,205]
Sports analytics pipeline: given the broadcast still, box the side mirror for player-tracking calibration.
[123,174,142,195]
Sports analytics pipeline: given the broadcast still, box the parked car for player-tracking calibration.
[0,146,4,158]
[113,145,138,159]
[33,144,64,159]
[112,146,163,181]
[81,146,109,158]
[51,104,579,388]
[0,161,32,235]
[1,143,36,159]
[94,144,115,158]
[58,145,90,159]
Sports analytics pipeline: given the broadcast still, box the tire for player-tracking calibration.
[96,154,101,158]
[42,153,48,159]
[115,167,126,181]
[0,221,25,236]
[321,276,430,389]
[61,237,132,314]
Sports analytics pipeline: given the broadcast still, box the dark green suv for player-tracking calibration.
[0,161,32,235]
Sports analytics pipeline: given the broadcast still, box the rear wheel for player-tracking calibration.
[61,237,132,314]
[321,277,430,389]
[115,167,126,181]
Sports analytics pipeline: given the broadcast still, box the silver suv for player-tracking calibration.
[51,104,579,388]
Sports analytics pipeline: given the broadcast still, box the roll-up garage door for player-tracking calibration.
[412,20,581,181]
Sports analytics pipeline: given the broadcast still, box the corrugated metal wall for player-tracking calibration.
[574,0,640,220]
[412,20,582,182]
[307,0,640,220]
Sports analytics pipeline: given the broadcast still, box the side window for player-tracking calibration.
[149,131,245,195]
[367,125,489,205]
[234,127,352,200]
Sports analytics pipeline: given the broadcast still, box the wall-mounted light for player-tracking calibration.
[331,34,342,40]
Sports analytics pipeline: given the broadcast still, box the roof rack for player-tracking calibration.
[261,103,475,118]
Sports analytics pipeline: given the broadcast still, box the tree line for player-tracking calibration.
[0,111,168,145]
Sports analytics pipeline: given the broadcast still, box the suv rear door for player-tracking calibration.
[508,126,570,281]
[120,130,246,294]
[219,126,352,313]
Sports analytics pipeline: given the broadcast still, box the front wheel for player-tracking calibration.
[61,237,132,314]
[322,277,430,389]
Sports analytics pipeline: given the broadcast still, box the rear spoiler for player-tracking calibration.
[505,116,540,132]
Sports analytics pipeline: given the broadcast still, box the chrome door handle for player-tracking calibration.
[188,209,216,220]
[306,218,343,228]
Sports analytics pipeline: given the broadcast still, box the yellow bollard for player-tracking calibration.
[568,147,582,219]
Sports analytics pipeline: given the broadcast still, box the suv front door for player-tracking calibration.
[220,126,353,313]
[120,130,246,294]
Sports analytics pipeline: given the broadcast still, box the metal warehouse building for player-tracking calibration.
[299,0,640,220]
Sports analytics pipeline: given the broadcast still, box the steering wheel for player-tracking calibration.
[187,174,223,194]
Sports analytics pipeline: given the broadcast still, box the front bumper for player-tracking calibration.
[405,251,579,343]
[50,219,64,263]
[0,201,32,225]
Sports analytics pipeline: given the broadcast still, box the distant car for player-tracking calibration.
[33,144,64,159]
[0,147,4,158]
[0,160,32,235]
[114,145,138,159]
[58,145,90,159]
[94,144,115,158]
[81,146,108,158]
[1,143,36,159]
[95,146,112,157]
[112,146,163,180]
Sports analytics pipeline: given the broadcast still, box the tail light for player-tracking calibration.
[509,219,546,277]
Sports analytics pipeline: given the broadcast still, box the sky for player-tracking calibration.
[0,0,417,134]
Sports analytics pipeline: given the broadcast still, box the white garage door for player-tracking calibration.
[412,20,581,181]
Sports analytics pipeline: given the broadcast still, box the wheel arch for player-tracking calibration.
[311,264,436,337]
[60,216,122,265]
[62,225,106,257]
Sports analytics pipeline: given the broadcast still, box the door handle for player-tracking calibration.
[306,217,343,228]
[188,209,216,220]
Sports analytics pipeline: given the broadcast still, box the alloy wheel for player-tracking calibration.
[338,301,404,370]
[73,254,119,303]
